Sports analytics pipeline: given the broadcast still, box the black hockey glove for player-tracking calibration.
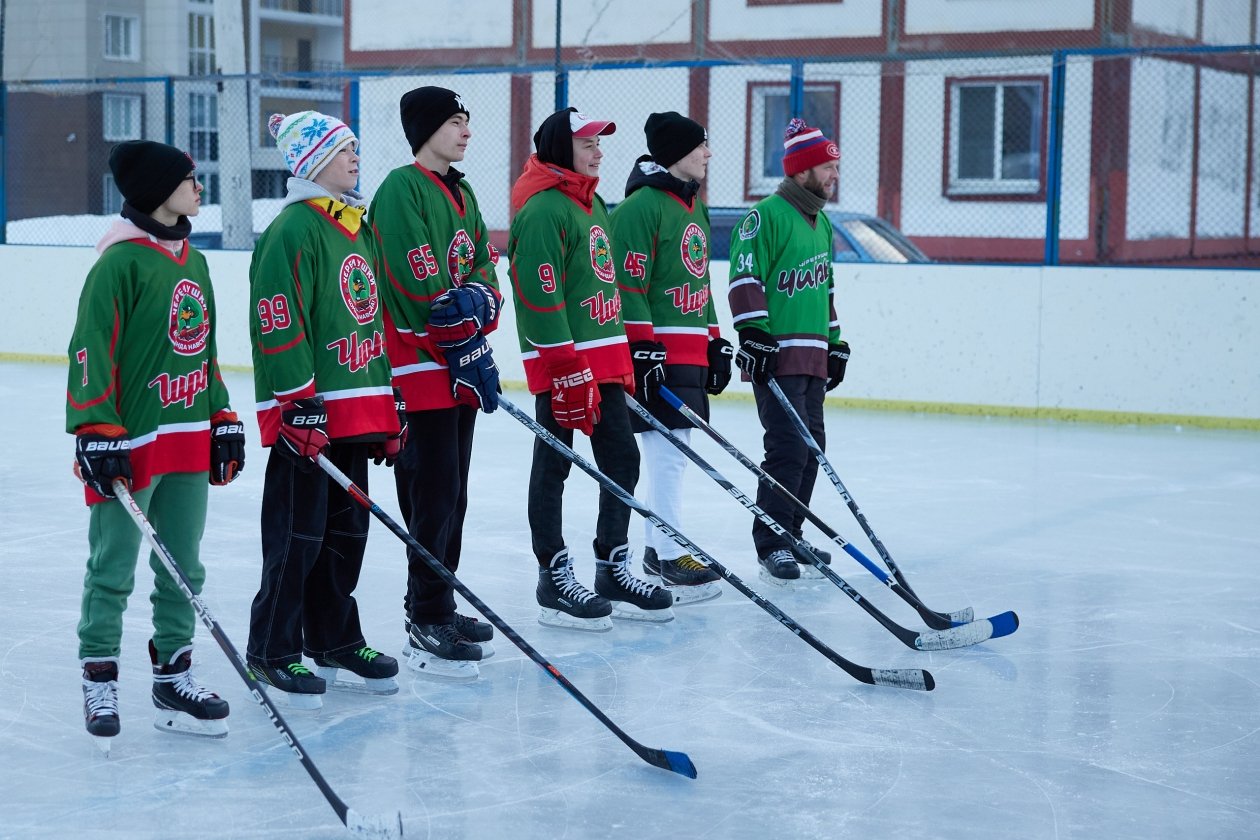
[705,337,734,395]
[209,410,246,485]
[371,389,409,466]
[826,341,850,392]
[75,424,132,498]
[442,334,500,413]
[630,340,667,403]
[736,328,779,385]
[277,397,329,471]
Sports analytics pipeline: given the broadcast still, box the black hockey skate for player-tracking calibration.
[249,660,326,710]
[406,622,482,681]
[595,545,675,623]
[758,548,801,585]
[642,547,722,606]
[314,646,400,696]
[151,641,229,738]
[536,548,613,632]
[791,538,832,579]
[82,658,120,754]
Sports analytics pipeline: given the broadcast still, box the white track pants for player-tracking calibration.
[640,428,692,560]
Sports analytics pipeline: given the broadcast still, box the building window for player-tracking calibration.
[102,94,142,141]
[188,11,216,75]
[746,81,840,199]
[103,14,140,61]
[946,77,1046,198]
[102,174,124,215]
[188,92,219,203]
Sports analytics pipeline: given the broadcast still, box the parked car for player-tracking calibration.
[707,206,930,263]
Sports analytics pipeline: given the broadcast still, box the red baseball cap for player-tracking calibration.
[570,111,616,138]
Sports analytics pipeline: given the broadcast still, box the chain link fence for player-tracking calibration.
[2,44,1257,266]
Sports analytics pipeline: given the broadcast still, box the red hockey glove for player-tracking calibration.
[549,356,601,436]
[277,398,329,469]
[371,389,409,466]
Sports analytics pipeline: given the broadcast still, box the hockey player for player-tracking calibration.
[246,111,405,708]
[370,87,501,680]
[728,118,850,584]
[612,111,731,605]
[69,140,241,747]
[508,107,673,630]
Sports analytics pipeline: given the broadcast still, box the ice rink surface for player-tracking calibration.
[2,361,1258,839]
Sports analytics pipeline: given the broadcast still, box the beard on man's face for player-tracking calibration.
[803,170,834,200]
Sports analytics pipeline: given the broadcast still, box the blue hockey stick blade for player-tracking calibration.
[987,611,1020,639]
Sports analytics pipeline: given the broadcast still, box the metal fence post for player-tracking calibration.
[0,82,7,244]
[1043,49,1067,266]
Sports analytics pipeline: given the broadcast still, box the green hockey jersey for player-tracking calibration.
[508,155,632,394]
[249,197,398,445]
[611,159,721,366]
[66,236,231,504]
[727,195,840,379]
[370,162,502,411]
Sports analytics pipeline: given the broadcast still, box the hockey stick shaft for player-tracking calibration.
[111,481,402,840]
[625,395,1002,650]
[313,455,696,779]
[498,397,932,691]
[657,387,973,630]
[765,379,954,610]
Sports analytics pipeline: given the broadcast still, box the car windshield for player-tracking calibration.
[839,219,919,263]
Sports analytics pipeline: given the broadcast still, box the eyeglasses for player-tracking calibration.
[183,174,199,183]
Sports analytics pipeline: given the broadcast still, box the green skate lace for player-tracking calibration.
[355,646,382,661]
[286,662,316,677]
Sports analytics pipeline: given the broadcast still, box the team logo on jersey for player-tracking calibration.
[680,223,708,279]
[168,279,210,356]
[589,225,615,283]
[447,229,475,285]
[738,210,760,241]
[339,254,379,325]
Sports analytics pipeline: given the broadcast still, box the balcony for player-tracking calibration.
[258,56,346,93]
[258,0,343,26]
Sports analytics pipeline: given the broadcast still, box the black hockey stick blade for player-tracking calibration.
[346,808,404,839]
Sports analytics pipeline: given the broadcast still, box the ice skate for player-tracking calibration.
[758,548,801,586]
[453,612,496,659]
[595,545,675,623]
[536,548,613,632]
[642,547,722,605]
[249,661,326,710]
[406,621,481,682]
[150,641,229,738]
[82,658,120,755]
[314,645,400,696]
[792,538,832,580]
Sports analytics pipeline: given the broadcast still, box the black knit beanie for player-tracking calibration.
[645,111,707,169]
[533,107,577,172]
[108,141,195,214]
[400,86,470,155]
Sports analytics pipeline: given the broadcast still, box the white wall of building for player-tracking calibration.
[5,245,1255,422]
[532,67,693,204]
[1202,0,1257,43]
[1126,58,1195,239]
[348,0,514,51]
[358,73,516,229]
[1133,0,1199,37]
[708,0,882,42]
[904,0,1095,34]
[534,0,691,48]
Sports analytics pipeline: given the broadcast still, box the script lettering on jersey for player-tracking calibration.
[148,360,210,409]
[326,330,385,372]
[664,283,710,315]
[578,289,622,325]
[775,259,829,298]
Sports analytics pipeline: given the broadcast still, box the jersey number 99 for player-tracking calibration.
[257,295,292,334]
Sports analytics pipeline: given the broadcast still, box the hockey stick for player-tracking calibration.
[660,385,975,628]
[764,380,991,621]
[111,480,403,840]
[624,394,1012,650]
[498,396,933,691]
[657,388,995,633]
[312,455,697,779]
